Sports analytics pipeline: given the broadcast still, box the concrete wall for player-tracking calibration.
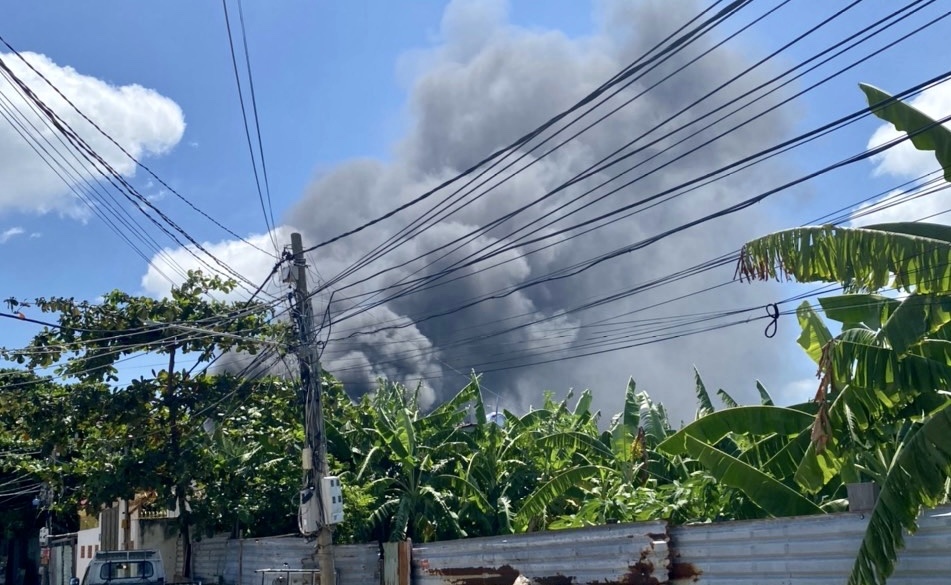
[138,522,179,582]
[75,528,99,582]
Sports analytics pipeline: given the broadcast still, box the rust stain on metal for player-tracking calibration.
[534,576,574,585]
[668,561,703,582]
[425,562,664,585]
[419,526,670,585]
[426,563,518,585]
[617,560,660,585]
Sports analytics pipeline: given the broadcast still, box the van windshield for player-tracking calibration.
[99,562,154,581]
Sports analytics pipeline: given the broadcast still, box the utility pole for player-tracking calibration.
[290,233,335,585]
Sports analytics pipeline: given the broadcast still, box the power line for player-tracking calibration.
[0,74,190,285]
[0,34,275,258]
[0,255,287,370]
[266,5,943,388]
[329,3,946,314]
[0,309,285,389]
[221,0,278,251]
[237,0,276,238]
[0,53,268,296]
[299,0,755,257]
[326,0,885,297]
[317,171,951,378]
[320,0,771,291]
[326,68,951,330]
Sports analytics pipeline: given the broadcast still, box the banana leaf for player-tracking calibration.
[860,84,951,181]
[848,404,951,585]
[676,435,822,517]
[658,406,814,457]
[738,225,951,294]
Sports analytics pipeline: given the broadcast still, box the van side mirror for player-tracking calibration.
[70,577,80,585]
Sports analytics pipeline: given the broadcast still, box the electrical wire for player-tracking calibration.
[237,0,276,239]
[221,0,279,252]
[0,33,276,257]
[298,0,755,256]
[365,0,937,304]
[330,13,951,319]
[326,100,951,337]
[293,162,939,373]
[320,0,777,292]
[0,52,271,298]
[321,0,929,303]
[0,74,188,285]
[317,175,951,380]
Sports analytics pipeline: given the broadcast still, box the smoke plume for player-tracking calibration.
[288,0,807,421]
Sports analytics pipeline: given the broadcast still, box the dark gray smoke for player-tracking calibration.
[288,0,809,421]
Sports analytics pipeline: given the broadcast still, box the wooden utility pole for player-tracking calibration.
[164,345,192,577]
[290,233,335,585]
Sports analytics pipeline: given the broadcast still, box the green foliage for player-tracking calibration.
[850,406,951,585]
[660,406,814,454]
[5,91,951,585]
[740,211,951,585]
[716,388,739,408]
[693,367,715,419]
[7,224,949,585]
[738,225,951,294]
[668,435,821,517]
[0,271,288,547]
[755,381,774,406]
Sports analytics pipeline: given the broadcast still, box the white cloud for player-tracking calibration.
[849,182,951,227]
[140,227,291,300]
[0,226,24,243]
[776,377,817,407]
[28,232,41,238]
[0,52,185,216]
[867,80,951,180]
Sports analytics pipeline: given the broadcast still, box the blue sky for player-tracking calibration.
[1,0,949,418]
[0,1,593,301]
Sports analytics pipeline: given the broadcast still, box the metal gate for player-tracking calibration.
[48,535,77,585]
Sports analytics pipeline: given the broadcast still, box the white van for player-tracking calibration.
[80,550,166,585]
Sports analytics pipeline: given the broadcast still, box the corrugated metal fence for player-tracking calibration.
[668,506,951,585]
[190,537,379,585]
[189,506,951,585]
[412,520,669,585]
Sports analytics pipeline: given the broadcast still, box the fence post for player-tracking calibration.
[398,541,411,585]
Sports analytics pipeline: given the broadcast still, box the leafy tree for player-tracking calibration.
[195,374,305,538]
[0,369,107,534]
[2,272,282,572]
[659,404,823,517]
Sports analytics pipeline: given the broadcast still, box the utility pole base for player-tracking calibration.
[316,528,335,585]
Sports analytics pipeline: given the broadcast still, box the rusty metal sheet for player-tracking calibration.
[668,505,951,585]
[412,520,669,585]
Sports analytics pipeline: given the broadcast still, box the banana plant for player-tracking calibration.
[509,389,615,531]
[736,84,951,585]
[658,405,822,517]
[351,381,471,542]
